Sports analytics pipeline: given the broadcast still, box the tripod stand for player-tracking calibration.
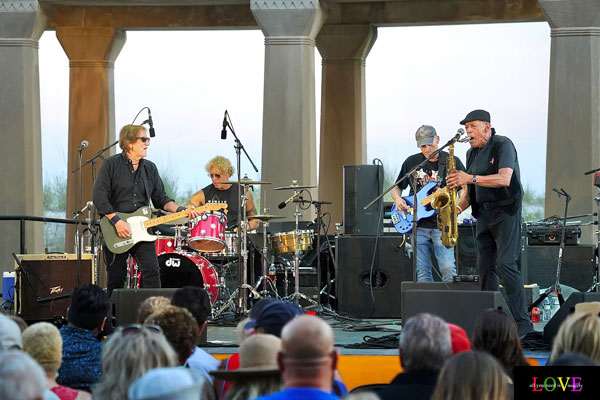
[529,188,570,311]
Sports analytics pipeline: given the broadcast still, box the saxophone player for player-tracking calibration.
[391,125,466,282]
[446,109,532,338]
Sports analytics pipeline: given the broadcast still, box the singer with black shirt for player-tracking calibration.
[186,156,259,231]
[92,124,193,297]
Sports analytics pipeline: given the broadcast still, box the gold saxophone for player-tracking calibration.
[431,143,459,248]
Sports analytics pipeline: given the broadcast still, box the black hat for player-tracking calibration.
[460,109,491,125]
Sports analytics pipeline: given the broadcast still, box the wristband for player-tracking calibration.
[457,205,462,214]
[110,215,121,226]
[176,206,187,213]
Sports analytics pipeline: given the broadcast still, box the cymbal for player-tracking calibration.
[222,179,271,185]
[247,214,285,221]
[273,185,316,190]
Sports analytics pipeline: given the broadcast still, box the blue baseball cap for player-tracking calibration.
[245,301,304,337]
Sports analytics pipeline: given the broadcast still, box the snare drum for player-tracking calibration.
[158,251,220,303]
[188,211,227,252]
[206,232,238,258]
[269,230,314,254]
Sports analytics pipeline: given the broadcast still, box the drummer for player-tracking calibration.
[186,156,260,231]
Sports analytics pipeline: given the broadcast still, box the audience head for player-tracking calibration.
[171,286,211,328]
[432,351,509,400]
[245,300,303,337]
[248,297,278,320]
[399,313,451,373]
[550,312,600,364]
[472,309,527,377]
[278,315,337,391]
[22,322,62,374]
[93,324,177,400]
[68,284,109,331]
[547,352,598,366]
[447,323,471,354]
[0,349,47,400]
[236,318,251,344]
[128,367,207,400]
[137,296,170,324]
[211,334,283,400]
[8,316,27,333]
[145,305,199,365]
[0,314,22,350]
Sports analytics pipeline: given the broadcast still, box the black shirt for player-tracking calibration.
[396,151,465,228]
[92,152,173,216]
[465,134,523,217]
[202,184,240,230]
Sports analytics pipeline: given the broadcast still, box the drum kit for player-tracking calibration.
[125,179,325,316]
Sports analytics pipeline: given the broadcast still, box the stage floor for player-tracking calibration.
[205,314,551,391]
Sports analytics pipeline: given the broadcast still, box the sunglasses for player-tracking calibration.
[119,323,162,335]
[208,173,222,179]
[137,137,151,143]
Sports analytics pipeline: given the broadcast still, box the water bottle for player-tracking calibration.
[550,292,560,318]
[542,297,551,321]
[268,264,277,283]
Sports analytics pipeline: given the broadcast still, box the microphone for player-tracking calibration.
[278,192,300,209]
[221,110,228,140]
[306,218,317,228]
[454,128,465,141]
[78,140,89,152]
[147,108,155,137]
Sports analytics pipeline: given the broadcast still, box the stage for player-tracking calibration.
[204,315,551,391]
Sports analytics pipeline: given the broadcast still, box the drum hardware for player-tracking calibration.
[248,212,285,297]
[126,255,141,289]
[274,184,317,191]
[222,178,272,186]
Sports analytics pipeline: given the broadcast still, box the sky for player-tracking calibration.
[39,22,551,206]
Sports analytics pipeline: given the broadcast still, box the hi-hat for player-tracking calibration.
[247,214,285,221]
[222,179,271,185]
[273,185,316,190]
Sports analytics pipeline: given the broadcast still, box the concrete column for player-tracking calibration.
[0,1,48,274]
[251,0,325,219]
[56,26,125,248]
[316,25,377,225]
[539,0,600,244]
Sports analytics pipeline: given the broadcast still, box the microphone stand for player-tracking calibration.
[223,112,259,315]
[363,133,463,285]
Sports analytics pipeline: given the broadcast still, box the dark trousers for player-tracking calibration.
[476,207,531,330]
[104,241,161,298]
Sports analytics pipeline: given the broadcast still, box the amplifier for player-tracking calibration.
[526,225,581,245]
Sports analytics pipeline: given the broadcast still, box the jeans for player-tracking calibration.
[416,227,456,282]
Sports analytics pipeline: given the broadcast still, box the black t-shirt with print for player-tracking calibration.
[396,151,465,229]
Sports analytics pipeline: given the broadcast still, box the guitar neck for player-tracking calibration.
[143,210,189,229]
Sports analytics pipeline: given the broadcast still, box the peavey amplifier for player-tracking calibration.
[15,254,95,322]
[526,225,581,246]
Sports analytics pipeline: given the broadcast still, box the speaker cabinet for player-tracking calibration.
[15,254,95,322]
[402,289,512,337]
[110,288,207,343]
[336,235,410,318]
[456,223,478,275]
[525,245,595,291]
[543,292,600,344]
[400,281,480,322]
[343,165,383,235]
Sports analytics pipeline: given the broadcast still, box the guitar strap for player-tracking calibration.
[437,152,448,185]
[140,163,155,209]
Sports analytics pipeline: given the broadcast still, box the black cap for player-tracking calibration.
[460,109,491,125]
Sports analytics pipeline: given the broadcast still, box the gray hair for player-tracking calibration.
[400,313,451,372]
[0,349,46,400]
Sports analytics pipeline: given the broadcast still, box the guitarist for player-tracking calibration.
[390,125,466,282]
[92,124,197,297]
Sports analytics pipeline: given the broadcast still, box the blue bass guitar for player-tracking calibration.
[390,181,438,233]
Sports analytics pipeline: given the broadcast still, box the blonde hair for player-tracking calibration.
[137,296,171,324]
[432,351,509,400]
[22,322,62,373]
[205,155,234,176]
[118,124,146,152]
[550,312,600,364]
[92,327,177,400]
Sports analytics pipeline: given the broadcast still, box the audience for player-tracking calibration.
[549,311,600,364]
[171,286,220,381]
[378,313,452,400]
[211,334,283,400]
[8,315,27,332]
[145,305,199,366]
[431,351,510,400]
[0,313,22,350]
[56,284,109,391]
[254,315,339,400]
[472,309,528,378]
[447,323,471,354]
[547,352,598,366]
[93,324,177,400]
[129,367,212,400]
[137,295,170,324]
[22,322,91,400]
[0,349,48,400]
